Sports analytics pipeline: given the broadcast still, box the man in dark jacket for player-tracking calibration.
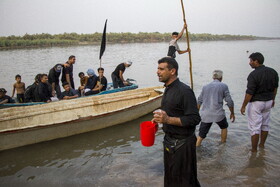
[38,74,52,102]
[152,57,201,187]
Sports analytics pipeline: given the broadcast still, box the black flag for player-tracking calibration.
[99,19,107,60]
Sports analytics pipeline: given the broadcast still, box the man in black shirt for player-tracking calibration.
[241,52,278,152]
[97,67,107,91]
[48,64,63,98]
[38,74,52,103]
[111,61,132,88]
[61,55,76,89]
[152,57,201,187]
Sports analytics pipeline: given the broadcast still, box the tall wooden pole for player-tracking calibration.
[180,0,193,89]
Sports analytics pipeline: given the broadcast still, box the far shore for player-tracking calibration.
[0,32,278,50]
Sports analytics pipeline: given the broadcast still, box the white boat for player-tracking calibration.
[0,86,163,151]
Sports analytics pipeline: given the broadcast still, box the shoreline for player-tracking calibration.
[1,32,278,50]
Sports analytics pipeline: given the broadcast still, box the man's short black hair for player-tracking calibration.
[62,82,69,87]
[249,52,264,64]
[69,55,75,60]
[35,74,42,83]
[78,72,84,77]
[172,32,179,36]
[98,67,104,72]
[158,57,179,76]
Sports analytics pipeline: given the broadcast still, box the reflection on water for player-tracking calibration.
[1,40,280,186]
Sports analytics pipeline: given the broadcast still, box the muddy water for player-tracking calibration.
[0,40,280,186]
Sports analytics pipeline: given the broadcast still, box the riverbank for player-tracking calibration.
[0,32,274,50]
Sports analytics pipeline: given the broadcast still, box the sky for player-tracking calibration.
[0,0,280,37]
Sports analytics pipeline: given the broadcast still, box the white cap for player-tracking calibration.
[125,60,133,66]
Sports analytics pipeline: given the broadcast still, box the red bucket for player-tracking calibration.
[140,121,158,147]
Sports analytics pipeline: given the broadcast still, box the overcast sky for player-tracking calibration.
[0,0,279,37]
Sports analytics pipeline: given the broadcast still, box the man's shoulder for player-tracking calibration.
[176,80,192,92]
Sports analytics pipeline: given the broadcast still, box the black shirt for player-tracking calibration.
[112,63,125,78]
[38,82,52,102]
[161,79,201,137]
[48,66,61,85]
[246,65,279,102]
[98,76,108,91]
[85,75,98,90]
[61,62,73,84]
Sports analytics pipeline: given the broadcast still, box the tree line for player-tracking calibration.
[0,32,263,50]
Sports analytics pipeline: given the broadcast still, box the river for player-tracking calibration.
[0,40,280,186]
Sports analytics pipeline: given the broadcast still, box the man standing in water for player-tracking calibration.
[196,70,235,146]
[167,23,190,58]
[153,57,201,186]
[241,52,278,152]
[61,55,76,89]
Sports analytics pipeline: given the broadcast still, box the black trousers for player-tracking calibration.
[111,73,124,89]
[164,134,200,187]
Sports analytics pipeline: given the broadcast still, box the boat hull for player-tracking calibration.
[0,86,163,151]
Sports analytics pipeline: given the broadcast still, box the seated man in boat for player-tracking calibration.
[84,69,101,96]
[37,74,52,103]
[24,74,41,102]
[0,88,15,105]
[97,67,107,92]
[111,61,132,88]
[167,23,190,58]
[78,72,88,96]
[59,82,79,100]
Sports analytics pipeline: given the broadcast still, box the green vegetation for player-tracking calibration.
[0,32,265,50]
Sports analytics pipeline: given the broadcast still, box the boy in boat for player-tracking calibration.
[111,61,132,88]
[12,74,25,103]
[0,88,15,104]
[167,23,190,58]
[59,82,79,100]
[78,72,88,96]
[97,67,107,92]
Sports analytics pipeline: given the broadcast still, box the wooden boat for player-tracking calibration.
[0,86,164,151]
[0,83,138,108]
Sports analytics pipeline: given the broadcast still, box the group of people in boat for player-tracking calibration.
[0,55,133,104]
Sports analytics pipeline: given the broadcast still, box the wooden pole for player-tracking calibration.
[180,0,193,89]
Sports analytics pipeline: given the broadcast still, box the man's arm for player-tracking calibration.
[240,93,253,115]
[51,83,56,96]
[176,23,187,41]
[0,99,9,105]
[228,106,235,122]
[272,88,278,107]
[66,74,71,88]
[224,86,235,122]
[153,110,182,126]
[119,70,125,82]
[177,48,190,54]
